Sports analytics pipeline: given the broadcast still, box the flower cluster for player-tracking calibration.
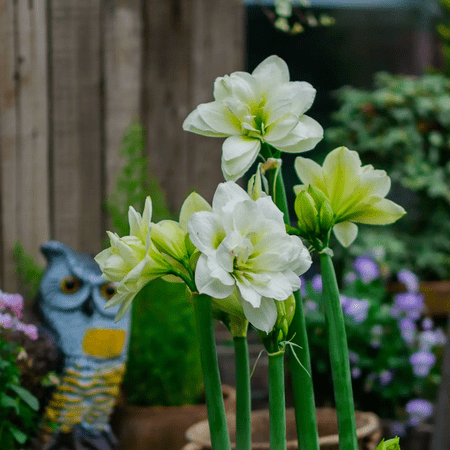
[303,257,445,428]
[0,291,38,340]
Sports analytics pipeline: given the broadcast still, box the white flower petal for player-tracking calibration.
[333,221,359,247]
[294,156,327,193]
[212,181,250,214]
[222,135,261,162]
[188,211,225,254]
[263,113,299,142]
[236,279,262,307]
[270,115,323,153]
[179,192,212,232]
[197,102,241,135]
[252,55,290,86]
[346,198,406,225]
[241,296,277,334]
[182,108,231,137]
[195,254,235,299]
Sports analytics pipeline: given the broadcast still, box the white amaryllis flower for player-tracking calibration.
[294,146,406,247]
[182,55,323,181]
[187,181,311,333]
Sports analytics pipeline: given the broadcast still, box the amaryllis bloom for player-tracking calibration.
[183,55,323,181]
[405,399,434,426]
[95,197,188,321]
[353,256,379,283]
[294,146,406,247]
[187,181,311,333]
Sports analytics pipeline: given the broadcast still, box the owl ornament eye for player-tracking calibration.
[60,276,81,294]
[101,283,117,300]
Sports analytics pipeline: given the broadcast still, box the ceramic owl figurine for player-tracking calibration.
[35,241,131,450]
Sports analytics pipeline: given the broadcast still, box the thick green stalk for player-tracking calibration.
[288,290,320,450]
[193,293,231,450]
[234,336,252,450]
[263,143,319,450]
[268,351,287,450]
[319,253,358,450]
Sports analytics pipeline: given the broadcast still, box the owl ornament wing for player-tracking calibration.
[34,241,131,450]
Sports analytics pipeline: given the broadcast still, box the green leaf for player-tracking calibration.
[0,393,20,414]
[7,423,27,444]
[8,384,39,411]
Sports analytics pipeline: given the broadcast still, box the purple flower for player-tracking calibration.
[311,274,322,292]
[410,351,436,377]
[405,399,434,426]
[397,269,419,293]
[340,295,351,309]
[299,276,307,297]
[418,331,437,352]
[304,300,318,312]
[344,298,370,323]
[389,421,406,437]
[0,292,24,318]
[348,351,360,364]
[394,292,424,319]
[379,370,393,386]
[422,317,434,331]
[344,272,357,285]
[353,256,379,283]
[434,328,447,346]
[351,367,361,379]
[399,318,417,345]
[0,312,12,329]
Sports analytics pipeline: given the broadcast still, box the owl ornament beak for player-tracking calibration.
[81,297,95,317]
[82,329,126,358]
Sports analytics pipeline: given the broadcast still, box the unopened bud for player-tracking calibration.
[295,191,319,235]
[318,200,335,231]
[275,295,296,341]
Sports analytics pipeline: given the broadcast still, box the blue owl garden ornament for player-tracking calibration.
[35,241,131,450]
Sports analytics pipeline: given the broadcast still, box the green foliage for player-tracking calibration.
[105,120,203,406]
[0,338,39,449]
[12,241,44,300]
[304,262,443,422]
[326,72,450,279]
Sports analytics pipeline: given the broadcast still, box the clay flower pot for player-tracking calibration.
[110,385,236,450]
[183,407,381,450]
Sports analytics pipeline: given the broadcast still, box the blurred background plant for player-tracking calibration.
[326,72,450,280]
[302,256,446,434]
[0,291,40,449]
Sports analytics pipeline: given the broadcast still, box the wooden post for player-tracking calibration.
[49,0,103,254]
[0,0,50,293]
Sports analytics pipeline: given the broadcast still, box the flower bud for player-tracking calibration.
[318,200,335,231]
[151,220,188,262]
[274,294,296,341]
[375,437,400,450]
[295,191,319,236]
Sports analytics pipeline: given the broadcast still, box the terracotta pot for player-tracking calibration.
[183,407,382,450]
[389,280,450,316]
[110,385,236,450]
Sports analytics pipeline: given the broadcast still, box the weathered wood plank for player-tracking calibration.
[50,0,103,253]
[143,0,245,214]
[0,0,19,292]
[143,0,192,215]
[188,0,246,201]
[16,0,50,270]
[103,0,142,203]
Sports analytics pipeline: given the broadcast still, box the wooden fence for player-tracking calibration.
[0,0,245,294]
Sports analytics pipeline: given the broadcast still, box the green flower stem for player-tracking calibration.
[287,290,320,450]
[233,336,252,450]
[262,143,319,450]
[268,350,287,450]
[319,253,358,450]
[193,293,231,450]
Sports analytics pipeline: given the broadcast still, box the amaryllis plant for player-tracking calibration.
[96,55,406,450]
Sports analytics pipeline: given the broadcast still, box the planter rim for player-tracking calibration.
[186,407,380,449]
